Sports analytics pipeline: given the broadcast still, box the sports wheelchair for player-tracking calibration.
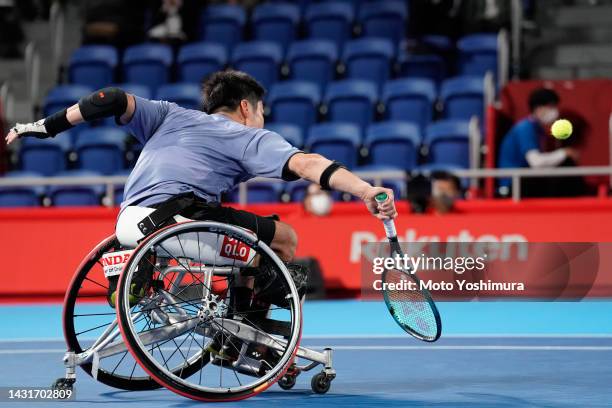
[52,220,336,401]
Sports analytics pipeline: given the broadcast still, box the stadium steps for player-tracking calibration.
[0,4,81,124]
[525,2,612,80]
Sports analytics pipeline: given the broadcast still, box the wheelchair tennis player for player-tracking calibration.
[5,69,397,340]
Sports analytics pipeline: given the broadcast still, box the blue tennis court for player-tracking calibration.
[1,300,610,407]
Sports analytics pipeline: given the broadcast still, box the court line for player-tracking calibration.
[1,334,612,343]
[2,345,612,355]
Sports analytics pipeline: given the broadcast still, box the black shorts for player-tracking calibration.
[148,192,277,246]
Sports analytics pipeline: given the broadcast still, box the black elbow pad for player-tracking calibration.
[78,87,128,122]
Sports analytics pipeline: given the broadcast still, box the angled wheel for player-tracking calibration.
[116,221,303,401]
[63,235,205,390]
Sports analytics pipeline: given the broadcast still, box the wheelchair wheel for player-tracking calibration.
[116,221,302,401]
[63,235,206,390]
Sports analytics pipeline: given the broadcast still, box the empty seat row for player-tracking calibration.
[265,77,483,131]
[0,170,116,207]
[268,120,471,170]
[46,77,485,132]
[200,1,408,51]
[68,32,498,91]
[0,168,408,207]
[17,128,139,176]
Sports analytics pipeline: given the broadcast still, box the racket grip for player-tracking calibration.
[375,192,397,239]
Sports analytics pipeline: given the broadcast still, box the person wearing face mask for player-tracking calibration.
[303,183,334,217]
[497,88,582,197]
[430,172,462,214]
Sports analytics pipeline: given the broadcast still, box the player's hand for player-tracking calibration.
[5,119,49,145]
[362,186,397,220]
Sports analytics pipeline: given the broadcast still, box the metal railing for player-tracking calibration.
[497,29,510,88]
[24,42,41,121]
[1,167,610,207]
[0,81,15,123]
[50,1,65,79]
[510,0,523,80]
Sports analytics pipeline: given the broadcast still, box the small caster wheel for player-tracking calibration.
[278,373,297,390]
[311,372,331,394]
[51,378,75,398]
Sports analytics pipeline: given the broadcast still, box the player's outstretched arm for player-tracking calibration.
[287,152,397,220]
[5,88,136,145]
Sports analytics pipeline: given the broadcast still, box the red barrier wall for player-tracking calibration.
[1,199,612,299]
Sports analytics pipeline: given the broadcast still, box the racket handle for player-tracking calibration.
[375,192,397,239]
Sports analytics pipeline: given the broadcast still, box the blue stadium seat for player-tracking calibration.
[199,4,246,51]
[440,76,484,122]
[267,81,321,133]
[365,121,421,170]
[43,85,92,117]
[359,1,408,44]
[155,83,201,110]
[251,3,300,51]
[457,34,498,78]
[382,79,436,131]
[286,40,338,91]
[307,123,361,169]
[230,181,283,203]
[304,2,354,47]
[421,35,454,52]
[75,128,126,175]
[115,83,152,99]
[122,44,173,91]
[284,179,310,202]
[69,45,118,89]
[324,80,378,128]
[265,123,304,148]
[397,53,446,85]
[19,131,73,176]
[178,42,227,83]
[231,41,283,89]
[424,120,470,168]
[0,171,44,207]
[48,170,105,206]
[343,38,394,89]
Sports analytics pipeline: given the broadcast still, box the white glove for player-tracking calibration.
[12,119,49,138]
[5,119,49,145]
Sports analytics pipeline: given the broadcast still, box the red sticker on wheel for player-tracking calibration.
[220,236,250,262]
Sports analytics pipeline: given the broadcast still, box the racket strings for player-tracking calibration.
[385,268,438,341]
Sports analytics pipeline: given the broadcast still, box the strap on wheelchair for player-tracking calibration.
[137,194,197,236]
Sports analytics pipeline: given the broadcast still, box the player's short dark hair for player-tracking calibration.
[528,88,559,112]
[202,70,265,114]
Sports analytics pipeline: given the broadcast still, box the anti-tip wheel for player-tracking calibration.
[278,373,297,390]
[310,372,332,394]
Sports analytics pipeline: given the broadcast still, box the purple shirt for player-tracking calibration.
[120,96,300,211]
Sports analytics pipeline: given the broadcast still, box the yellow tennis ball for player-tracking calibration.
[551,119,573,140]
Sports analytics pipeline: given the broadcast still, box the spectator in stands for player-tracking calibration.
[498,88,584,197]
[430,171,462,214]
[303,183,333,217]
[407,171,462,214]
[148,0,201,44]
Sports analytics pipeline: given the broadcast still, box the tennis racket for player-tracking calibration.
[375,192,442,342]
